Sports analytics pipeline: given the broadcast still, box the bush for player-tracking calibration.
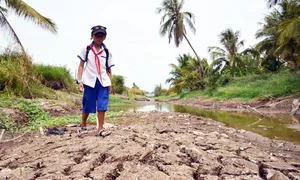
[0,51,39,98]
[0,50,75,98]
[126,88,145,97]
[112,75,125,94]
[182,70,300,100]
[154,84,162,97]
[33,64,76,92]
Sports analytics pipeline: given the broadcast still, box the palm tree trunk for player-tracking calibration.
[230,56,235,77]
[183,33,204,77]
[0,11,27,57]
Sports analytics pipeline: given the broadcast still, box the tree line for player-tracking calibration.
[154,0,300,95]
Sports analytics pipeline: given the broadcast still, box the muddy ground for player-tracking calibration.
[1,95,300,179]
[1,110,300,180]
[172,96,300,115]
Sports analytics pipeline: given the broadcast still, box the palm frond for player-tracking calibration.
[0,10,26,54]
[159,17,173,36]
[0,5,8,13]
[4,0,57,33]
[278,17,300,44]
[212,64,223,74]
[177,0,185,11]
[183,12,196,34]
[267,0,282,8]
[211,57,228,66]
[168,22,175,44]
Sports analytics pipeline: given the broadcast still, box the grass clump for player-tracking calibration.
[0,50,77,98]
[33,64,76,92]
[181,71,300,101]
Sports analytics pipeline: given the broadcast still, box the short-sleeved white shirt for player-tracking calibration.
[77,43,114,88]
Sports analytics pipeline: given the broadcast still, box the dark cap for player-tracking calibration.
[91,25,107,35]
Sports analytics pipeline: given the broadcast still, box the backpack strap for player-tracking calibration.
[86,43,110,73]
[104,48,111,73]
[85,46,91,62]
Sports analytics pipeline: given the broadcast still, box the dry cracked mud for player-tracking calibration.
[0,111,300,180]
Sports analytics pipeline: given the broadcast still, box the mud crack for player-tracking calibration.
[105,163,124,180]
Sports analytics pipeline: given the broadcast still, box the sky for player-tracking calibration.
[0,0,272,92]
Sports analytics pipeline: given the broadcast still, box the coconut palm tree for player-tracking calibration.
[257,0,300,71]
[166,54,190,93]
[0,0,57,55]
[276,0,300,71]
[242,46,265,73]
[208,28,245,77]
[156,0,204,77]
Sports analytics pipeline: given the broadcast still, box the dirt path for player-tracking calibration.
[1,111,300,180]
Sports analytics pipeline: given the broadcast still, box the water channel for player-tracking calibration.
[110,103,300,145]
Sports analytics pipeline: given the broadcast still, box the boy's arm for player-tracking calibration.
[77,61,85,92]
[107,68,112,81]
[107,69,112,93]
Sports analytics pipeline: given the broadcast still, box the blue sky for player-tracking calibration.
[0,0,271,92]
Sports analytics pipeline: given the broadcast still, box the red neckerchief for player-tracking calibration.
[89,44,104,85]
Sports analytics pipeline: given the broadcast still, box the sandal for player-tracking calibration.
[98,129,111,137]
[77,127,88,134]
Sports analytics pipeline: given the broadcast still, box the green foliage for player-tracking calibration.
[16,99,51,130]
[126,88,145,98]
[166,54,211,93]
[112,75,125,94]
[109,95,134,106]
[208,28,245,77]
[33,64,76,92]
[0,94,132,133]
[0,50,77,98]
[0,51,46,98]
[156,0,196,47]
[182,71,300,100]
[155,92,179,102]
[132,82,140,89]
[256,0,300,71]
[154,84,162,97]
[0,109,18,132]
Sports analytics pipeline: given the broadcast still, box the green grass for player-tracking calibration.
[0,52,135,134]
[0,52,77,98]
[109,95,135,106]
[0,93,134,133]
[155,92,179,102]
[33,64,77,92]
[181,71,300,101]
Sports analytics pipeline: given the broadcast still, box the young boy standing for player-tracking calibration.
[76,25,114,136]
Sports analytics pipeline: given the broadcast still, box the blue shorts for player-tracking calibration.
[82,79,109,113]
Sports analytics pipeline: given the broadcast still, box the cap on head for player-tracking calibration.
[91,25,107,36]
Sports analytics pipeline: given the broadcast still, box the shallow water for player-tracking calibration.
[110,103,300,145]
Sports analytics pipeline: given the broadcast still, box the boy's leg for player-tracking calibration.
[97,110,105,132]
[81,112,89,127]
[81,83,97,129]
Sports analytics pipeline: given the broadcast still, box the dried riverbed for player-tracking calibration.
[1,111,300,179]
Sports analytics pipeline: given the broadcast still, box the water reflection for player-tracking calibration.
[174,105,300,145]
[110,103,300,144]
[128,103,174,113]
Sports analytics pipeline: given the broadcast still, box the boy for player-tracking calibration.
[76,25,114,136]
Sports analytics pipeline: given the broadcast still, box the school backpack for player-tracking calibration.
[85,43,111,73]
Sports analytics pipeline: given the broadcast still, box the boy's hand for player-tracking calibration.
[108,86,112,93]
[78,82,84,92]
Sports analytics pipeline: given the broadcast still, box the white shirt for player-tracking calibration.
[77,44,114,88]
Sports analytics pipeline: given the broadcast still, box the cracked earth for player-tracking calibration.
[0,111,300,180]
